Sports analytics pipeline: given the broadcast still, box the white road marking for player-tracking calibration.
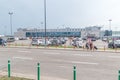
[59,66,66,68]
[13,57,33,60]
[18,51,31,53]
[72,54,93,56]
[108,56,120,58]
[54,59,99,65]
[43,52,60,55]
[0,65,6,70]
[71,61,99,65]
[0,50,8,51]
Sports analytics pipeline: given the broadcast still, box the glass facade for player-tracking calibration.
[26,32,81,37]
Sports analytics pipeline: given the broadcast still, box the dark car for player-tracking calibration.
[108,40,120,48]
[91,38,96,41]
[0,38,7,46]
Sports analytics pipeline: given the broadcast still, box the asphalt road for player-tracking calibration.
[0,47,120,80]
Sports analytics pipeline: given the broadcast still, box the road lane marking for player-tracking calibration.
[0,65,6,70]
[0,50,8,51]
[54,59,99,65]
[13,57,33,60]
[18,51,31,53]
[43,52,60,55]
[71,61,99,65]
[72,54,93,56]
[108,56,120,58]
[59,66,66,68]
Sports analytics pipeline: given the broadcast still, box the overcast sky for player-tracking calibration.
[0,0,120,35]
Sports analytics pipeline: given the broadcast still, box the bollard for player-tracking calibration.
[93,46,94,51]
[82,46,84,51]
[37,63,40,80]
[115,48,117,52]
[8,42,10,47]
[118,70,120,80]
[73,46,75,49]
[8,60,11,78]
[64,45,66,49]
[47,45,49,48]
[73,66,76,80]
[104,46,105,51]
[21,43,23,46]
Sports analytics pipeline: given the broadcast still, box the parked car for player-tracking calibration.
[102,38,107,41]
[108,40,120,48]
[31,38,51,46]
[0,38,7,46]
[91,38,96,41]
[50,38,61,46]
[71,38,84,48]
[6,37,15,42]
[40,40,51,46]
[31,39,43,45]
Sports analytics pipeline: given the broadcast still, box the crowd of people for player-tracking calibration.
[85,40,97,50]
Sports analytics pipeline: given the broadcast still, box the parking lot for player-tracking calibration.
[0,47,120,80]
[7,38,109,49]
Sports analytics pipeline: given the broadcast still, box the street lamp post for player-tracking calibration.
[44,0,47,46]
[108,19,112,42]
[109,19,112,31]
[8,12,13,35]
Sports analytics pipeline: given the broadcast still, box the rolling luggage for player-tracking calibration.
[94,46,98,50]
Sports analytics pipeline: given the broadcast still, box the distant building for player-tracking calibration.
[112,31,120,37]
[14,26,101,38]
[100,30,120,41]
[81,26,101,38]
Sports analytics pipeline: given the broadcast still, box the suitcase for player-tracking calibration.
[94,46,98,50]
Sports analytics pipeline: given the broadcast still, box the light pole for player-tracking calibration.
[109,19,112,31]
[44,0,47,46]
[108,19,112,42]
[8,12,13,35]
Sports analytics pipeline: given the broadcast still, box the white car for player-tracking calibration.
[76,40,84,48]
[31,39,43,45]
[40,40,51,46]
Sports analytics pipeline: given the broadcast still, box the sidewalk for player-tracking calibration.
[0,71,68,80]
[3,45,120,53]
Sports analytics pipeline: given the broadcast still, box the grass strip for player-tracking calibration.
[0,76,34,80]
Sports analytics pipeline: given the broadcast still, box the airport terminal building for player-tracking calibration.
[14,26,101,38]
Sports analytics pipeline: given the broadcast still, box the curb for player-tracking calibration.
[0,71,68,80]
[1,46,120,53]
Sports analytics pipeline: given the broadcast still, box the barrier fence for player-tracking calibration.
[6,60,76,80]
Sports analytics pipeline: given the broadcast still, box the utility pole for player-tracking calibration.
[109,19,112,31]
[8,12,13,35]
[44,0,47,47]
